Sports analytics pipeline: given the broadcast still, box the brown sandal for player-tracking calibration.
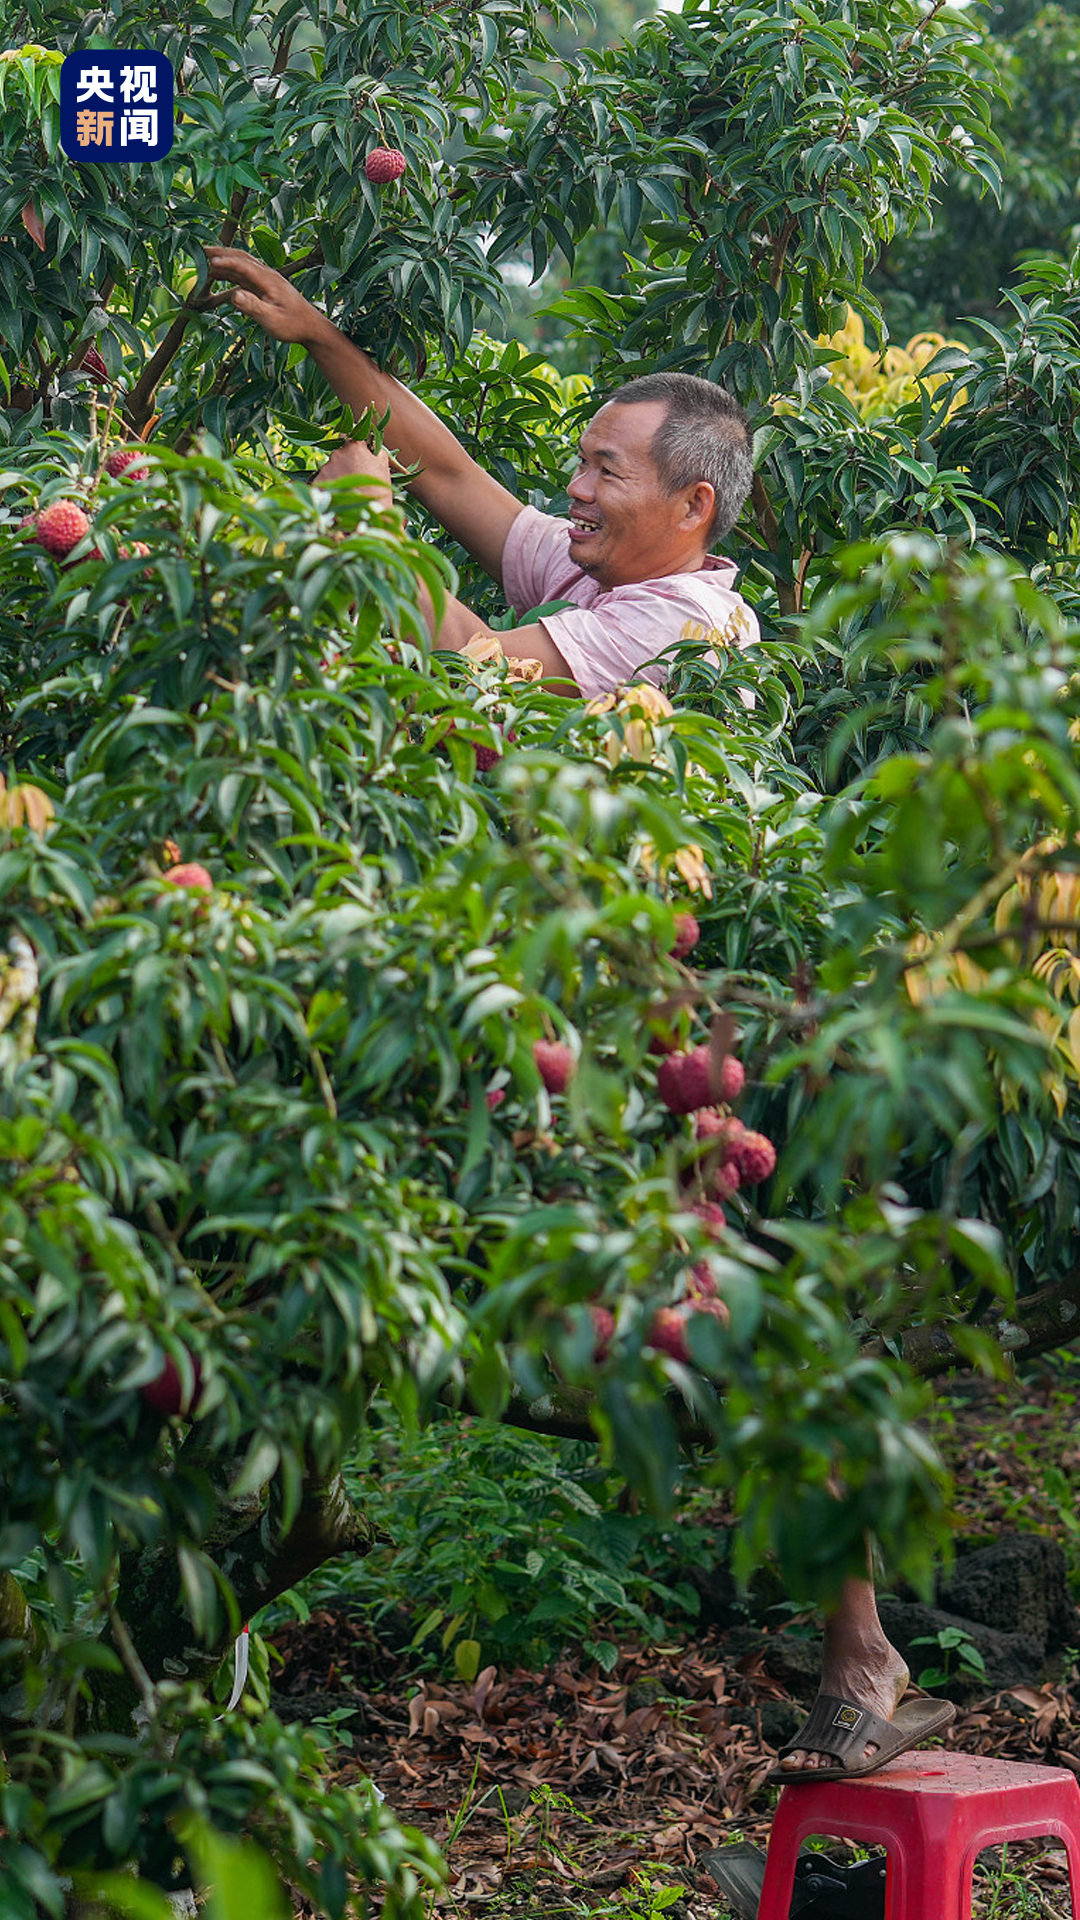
[768,1693,956,1783]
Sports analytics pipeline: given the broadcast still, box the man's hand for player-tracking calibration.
[206,244,525,588]
[313,439,394,510]
[204,247,330,348]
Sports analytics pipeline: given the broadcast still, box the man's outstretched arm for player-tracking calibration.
[204,247,525,585]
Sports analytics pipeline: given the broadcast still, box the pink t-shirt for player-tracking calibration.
[500,503,760,697]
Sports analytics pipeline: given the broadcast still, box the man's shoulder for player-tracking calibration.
[512,501,574,552]
[502,502,586,614]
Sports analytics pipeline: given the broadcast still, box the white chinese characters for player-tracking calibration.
[121,110,158,146]
[75,65,114,104]
[120,64,158,105]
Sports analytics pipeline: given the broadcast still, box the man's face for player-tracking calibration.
[565,400,708,589]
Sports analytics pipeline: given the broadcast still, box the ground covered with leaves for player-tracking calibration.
[271,1619,1080,1917]
[267,1367,1080,1918]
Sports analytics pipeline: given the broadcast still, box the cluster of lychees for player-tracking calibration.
[505,910,778,1371]
[617,911,781,1364]
[16,447,151,565]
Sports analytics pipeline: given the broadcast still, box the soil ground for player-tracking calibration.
[271,1362,1080,1918]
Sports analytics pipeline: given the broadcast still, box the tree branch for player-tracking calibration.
[110,1469,381,1713]
[770,216,798,291]
[125,314,195,435]
[125,24,299,434]
[870,1266,1080,1378]
[219,1472,382,1622]
[897,0,949,53]
[751,472,796,618]
[463,1268,1080,1448]
[448,1381,717,1447]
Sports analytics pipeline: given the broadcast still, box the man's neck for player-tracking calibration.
[598,546,712,590]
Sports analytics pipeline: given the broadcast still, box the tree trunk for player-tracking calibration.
[90,1471,382,1731]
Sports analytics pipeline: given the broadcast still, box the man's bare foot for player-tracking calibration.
[777,1643,910,1773]
[776,1576,910,1774]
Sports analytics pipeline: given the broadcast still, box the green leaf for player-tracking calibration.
[181,1821,290,1920]
[68,1876,174,1919]
[4,1845,63,1918]
[453,1637,481,1682]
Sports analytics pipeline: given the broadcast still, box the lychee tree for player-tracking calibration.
[2,0,1080,1913]
[0,421,921,1916]
[5,442,1080,1920]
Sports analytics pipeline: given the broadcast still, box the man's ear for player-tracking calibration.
[683,480,716,533]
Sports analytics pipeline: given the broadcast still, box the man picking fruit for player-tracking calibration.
[204,250,954,1778]
[204,246,759,695]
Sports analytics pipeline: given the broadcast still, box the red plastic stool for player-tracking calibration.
[758,1752,1080,1920]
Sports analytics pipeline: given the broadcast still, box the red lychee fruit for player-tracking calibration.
[16,510,39,534]
[693,1114,746,1197]
[440,719,506,773]
[689,1294,730,1330]
[647,1307,689,1363]
[104,447,149,482]
[79,344,109,382]
[694,1109,742,1148]
[658,1044,741,1114]
[590,1304,615,1361]
[365,147,407,184]
[729,1129,776,1184]
[472,726,515,774]
[691,1200,727,1238]
[686,1260,718,1300]
[711,1159,743,1201]
[672,912,700,959]
[718,1054,744,1101]
[140,1352,203,1418]
[534,1039,574,1094]
[485,1087,505,1112]
[658,1046,711,1114]
[35,501,91,559]
[118,540,153,579]
[164,862,213,892]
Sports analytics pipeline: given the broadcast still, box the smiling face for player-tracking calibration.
[564,400,714,590]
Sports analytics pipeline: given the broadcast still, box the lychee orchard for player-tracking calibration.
[1,0,1080,1910]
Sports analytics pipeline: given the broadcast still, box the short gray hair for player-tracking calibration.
[601,372,754,545]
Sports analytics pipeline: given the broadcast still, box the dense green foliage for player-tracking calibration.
[1,0,1080,1911]
[873,0,1080,332]
[296,1415,712,1677]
